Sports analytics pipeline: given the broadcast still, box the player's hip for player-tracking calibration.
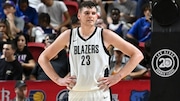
[69,89,111,101]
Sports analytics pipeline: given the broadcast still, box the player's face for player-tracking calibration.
[78,7,98,26]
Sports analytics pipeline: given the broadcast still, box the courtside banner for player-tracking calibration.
[0,80,150,101]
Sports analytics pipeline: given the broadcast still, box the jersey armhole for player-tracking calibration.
[68,28,73,51]
[101,28,110,56]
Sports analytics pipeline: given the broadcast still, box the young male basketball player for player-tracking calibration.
[38,1,144,101]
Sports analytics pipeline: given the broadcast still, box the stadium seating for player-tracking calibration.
[27,42,45,62]
[64,1,79,17]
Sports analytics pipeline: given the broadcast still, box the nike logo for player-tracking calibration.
[103,96,108,99]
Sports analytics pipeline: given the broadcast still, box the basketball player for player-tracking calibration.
[38,1,144,101]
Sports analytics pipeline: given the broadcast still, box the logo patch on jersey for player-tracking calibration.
[151,49,179,77]
[74,45,99,54]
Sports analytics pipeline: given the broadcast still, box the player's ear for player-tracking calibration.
[77,10,81,20]
[96,14,99,20]
[77,15,80,20]
[96,14,99,19]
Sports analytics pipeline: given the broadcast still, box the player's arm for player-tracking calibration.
[38,29,74,86]
[103,29,144,82]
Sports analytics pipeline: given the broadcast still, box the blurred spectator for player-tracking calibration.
[126,3,151,42]
[11,0,18,4]
[28,0,41,11]
[110,47,148,80]
[37,0,71,33]
[30,34,69,80]
[136,0,150,18]
[93,0,107,23]
[95,18,107,29]
[70,14,80,29]
[1,0,24,19]
[12,80,30,101]
[15,34,36,80]
[31,12,55,42]
[0,41,23,80]
[125,3,152,69]
[17,0,38,38]
[107,8,130,38]
[107,0,137,24]
[43,34,56,46]
[0,18,14,41]
[0,0,6,19]
[0,19,15,54]
[3,0,25,37]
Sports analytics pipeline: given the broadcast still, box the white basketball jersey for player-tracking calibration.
[69,27,110,91]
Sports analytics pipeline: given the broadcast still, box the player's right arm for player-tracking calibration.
[38,29,76,87]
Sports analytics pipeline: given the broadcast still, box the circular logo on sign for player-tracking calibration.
[56,89,69,101]
[151,49,179,77]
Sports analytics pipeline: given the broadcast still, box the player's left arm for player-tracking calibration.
[98,29,144,88]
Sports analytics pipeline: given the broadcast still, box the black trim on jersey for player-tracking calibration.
[68,28,74,73]
[101,28,110,57]
[101,28,111,77]
[77,27,97,41]
[68,28,73,51]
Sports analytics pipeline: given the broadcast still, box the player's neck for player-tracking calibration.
[79,26,96,38]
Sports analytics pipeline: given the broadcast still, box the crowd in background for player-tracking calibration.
[0,0,151,80]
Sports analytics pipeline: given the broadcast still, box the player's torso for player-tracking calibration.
[69,27,110,91]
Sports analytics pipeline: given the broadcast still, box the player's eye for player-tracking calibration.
[92,12,96,15]
[84,12,89,15]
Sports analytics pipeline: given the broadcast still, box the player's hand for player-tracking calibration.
[97,78,109,91]
[57,74,76,90]
[97,74,122,91]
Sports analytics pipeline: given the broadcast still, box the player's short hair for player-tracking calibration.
[79,1,97,11]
